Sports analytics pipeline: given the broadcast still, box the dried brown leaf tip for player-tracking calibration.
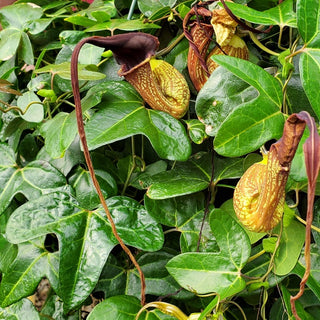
[183,0,249,91]
[71,33,189,119]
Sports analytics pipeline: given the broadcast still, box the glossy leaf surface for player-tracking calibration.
[5,193,163,312]
[0,299,40,320]
[145,193,217,252]
[299,50,320,120]
[225,0,296,27]
[85,88,191,161]
[274,220,305,275]
[0,144,67,215]
[213,56,285,156]
[296,0,320,47]
[166,209,250,294]
[0,240,59,308]
[146,152,244,199]
[196,67,256,136]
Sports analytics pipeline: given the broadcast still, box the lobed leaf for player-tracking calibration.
[5,193,163,312]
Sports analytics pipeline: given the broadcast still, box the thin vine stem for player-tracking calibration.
[71,38,146,305]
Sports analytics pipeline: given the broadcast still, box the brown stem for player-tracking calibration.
[71,37,146,305]
[290,112,320,320]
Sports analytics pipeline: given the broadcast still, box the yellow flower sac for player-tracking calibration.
[119,57,190,119]
[233,153,287,233]
[206,34,249,73]
[211,0,238,46]
[233,114,307,233]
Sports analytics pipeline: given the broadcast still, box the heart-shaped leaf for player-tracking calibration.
[5,193,164,312]
[166,209,250,294]
[0,144,67,215]
[146,152,245,199]
[212,56,285,157]
[224,0,296,27]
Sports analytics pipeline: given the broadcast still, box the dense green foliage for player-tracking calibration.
[0,0,319,319]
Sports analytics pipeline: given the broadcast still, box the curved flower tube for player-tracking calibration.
[233,114,307,233]
[71,33,189,119]
[183,1,249,91]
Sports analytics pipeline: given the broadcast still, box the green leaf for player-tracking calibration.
[20,33,34,65]
[40,81,134,159]
[26,18,53,35]
[93,255,127,299]
[0,299,40,320]
[130,160,168,190]
[5,193,164,312]
[146,153,245,199]
[0,235,17,273]
[166,209,250,294]
[85,19,161,32]
[0,144,67,215]
[87,295,177,320]
[17,91,44,123]
[138,0,176,17]
[212,56,285,156]
[0,239,58,307]
[146,153,211,199]
[0,3,43,30]
[299,49,320,120]
[126,251,192,299]
[85,89,191,161]
[274,220,305,276]
[39,295,78,320]
[0,29,22,61]
[296,0,320,47]
[184,119,208,144]
[35,62,106,81]
[69,166,117,210]
[196,67,256,136]
[224,0,296,27]
[87,295,141,320]
[145,193,218,252]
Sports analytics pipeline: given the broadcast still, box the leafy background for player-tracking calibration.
[0,0,319,319]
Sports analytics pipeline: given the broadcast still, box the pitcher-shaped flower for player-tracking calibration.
[71,33,190,119]
[233,114,307,233]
